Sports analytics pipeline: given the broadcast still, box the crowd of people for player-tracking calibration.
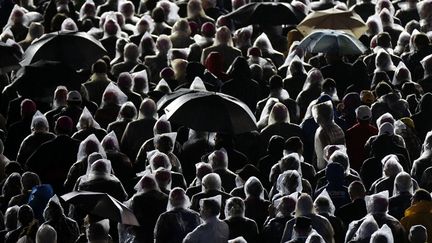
[1,0,432,241]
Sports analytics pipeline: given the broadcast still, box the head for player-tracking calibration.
[394,172,413,195]
[409,225,428,243]
[156,35,172,53]
[208,149,228,170]
[18,205,34,226]
[139,98,157,118]
[349,181,366,201]
[411,189,432,205]
[28,22,44,39]
[225,197,245,218]
[202,173,222,191]
[21,172,40,192]
[21,99,36,119]
[195,162,213,182]
[244,177,264,198]
[293,216,313,236]
[119,102,137,120]
[54,116,73,135]
[200,197,221,220]
[36,224,57,243]
[215,26,232,45]
[295,194,313,216]
[169,187,190,209]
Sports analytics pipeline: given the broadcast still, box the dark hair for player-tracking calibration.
[92,59,108,74]
[376,32,392,48]
[152,7,166,23]
[414,33,430,49]
[412,189,432,202]
[201,198,220,216]
[269,75,283,90]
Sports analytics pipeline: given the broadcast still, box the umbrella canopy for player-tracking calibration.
[21,31,107,70]
[157,88,201,111]
[224,2,305,27]
[61,191,139,226]
[297,30,367,55]
[0,40,23,74]
[297,9,367,38]
[9,60,81,99]
[164,91,257,134]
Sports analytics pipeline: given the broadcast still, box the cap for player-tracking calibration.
[356,105,372,120]
[67,90,82,102]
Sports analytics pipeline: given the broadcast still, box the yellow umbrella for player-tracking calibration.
[297,8,367,38]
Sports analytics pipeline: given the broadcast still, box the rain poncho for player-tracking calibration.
[135,15,155,35]
[190,76,207,91]
[76,107,101,131]
[314,189,336,215]
[374,49,396,73]
[131,69,149,94]
[312,100,346,170]
[350,215,379,242]
[79,0,96,20]
[392,62,411,87]
[77,134,106,161]
[275,170,303,199]
[81,158,113,182]
[101,131,120,151]
[166,187,191,211]
[267,102,290,126]
[370,224,394,243]
[61,18,78,31]
[156,0,180,25]
[392,171,413,197]
[101,82,128,107]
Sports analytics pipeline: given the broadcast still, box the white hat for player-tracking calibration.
[355,105,372,120]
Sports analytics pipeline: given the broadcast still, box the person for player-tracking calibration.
[35,224,57,243]
[220,56,259,111]
[190,173,232,217]
[408,225,428,243]
[257,135,285,189]
[4,99,36,160]
[26,116,80,194]
[154,188,201,243]
[223,197,259,243]
[41,196,80,243]
[45,86,68,131]
[145,35,172,83]
[262,195,296,243]
[201,26,242,71]
[107,101,137,140]
[0,173,22,212]
[121,98,157,162]
[388,172,414,220]
[335,181,367,226]
[127,174,168,242]
[16,112,56,166]
[64,135,106,192]
[281,194,335,243]
[411,93,432,141]
[95,83,127,129]
[345,191,407,243]
[320,53,353,98]
[117,73,143,110]
[313,193,346,243]
[82,59,113,106]
[316,162,351,209]
[243,176,270,231]
[5,205,38,243]
[400,189,432,242]
[9,172,40,207]
[286,216,315,243]
[345,105,378,172]
[183,196,230,243]
[313,100,346,170]
[111,43,143,78]
[54,91,84,129]
[208,149,237,193]
[284,56,308,100]
[72,107,107,141]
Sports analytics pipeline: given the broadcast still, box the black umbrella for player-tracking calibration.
[224,2,305,27]
[10,60,80,99]
[0,41,23,74]
[21,31,107,70]
[164,91,257,134]
[61,191,139,226]
[157,88,201,111]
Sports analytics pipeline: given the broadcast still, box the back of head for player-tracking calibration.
[208,149,228,169]
[296,194,313,216]
[21,99,36,119]
[21,172,41,191]
[87,220,110,242]
[29,22,44,39]
[139,98,157,118]
[202,173,221,191]
[92,59,108,74]
[349,181,366,200]
[124,43,139,61]
[394,172,413,195]
[412,189,432,204]
[18,204,34,226]
[36,224,57,243]
[269,75,283,90]
[119,102,137,119]
[215,26,232,45]
[244,176,263,198]
[377,32,392,49]
[55,116,73,135]
[201,197,221,217]
[409,225,428,243]
[225,197,245,218]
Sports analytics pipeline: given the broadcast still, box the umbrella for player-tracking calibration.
[224,2,305,27]
[9,60,81,99]
[164,91,257,134]
[157,88,201,111]
[0,40,23,74]
[297,9,367,38]
[297,30,367,55]
[61,191,139,226]
[21,31,107,70]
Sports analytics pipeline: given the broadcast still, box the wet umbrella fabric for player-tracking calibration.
[297,9,367,38]
[0,41,23,74]
[164,91,257,134]
[61,191,140,226]
[21,31,107,70]
[9,60,80,99]
[297,30,367,55]
[224,2,305,27]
